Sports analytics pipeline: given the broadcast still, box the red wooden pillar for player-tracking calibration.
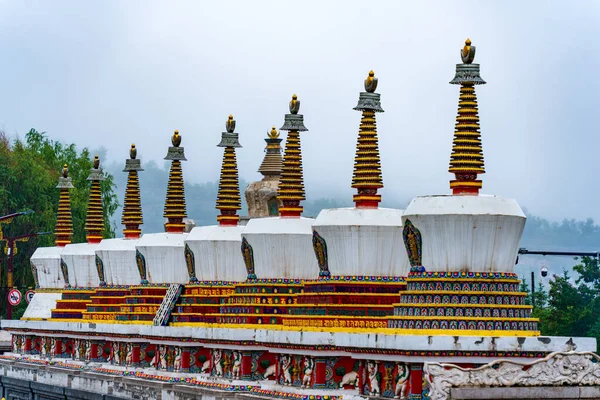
[54,339,63,357]
[409,363,423,400]
[181,349,191,372]
[24,336,33,354]
[314,357,327,388]
[241,351,252,380]
[275,354,281,383]
[132,344,141,366]
[358,360,365,395]
[90,342,99,361]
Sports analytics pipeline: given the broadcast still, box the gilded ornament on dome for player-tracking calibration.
[136,249,148,284]
[184,243,197,283]
[226,114,236,133]
[364,70,378,93]
[60,258,70,288]
[93,155,100,169]
[461,38,476,64]
[312,230,330,278]
[130,144,137,160]
[402,219,423,270]
[241,237,256,280]
[268,126,280,139]
[171,130,181,147]
[62,164,69,178]
[289,94,300,114]
[95,254,106,286]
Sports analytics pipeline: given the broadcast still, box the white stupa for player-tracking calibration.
[185,115,246,283]
[313,71,409,278]
[242,95,319,280]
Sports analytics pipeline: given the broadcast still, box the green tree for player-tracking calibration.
[0,129,119,318]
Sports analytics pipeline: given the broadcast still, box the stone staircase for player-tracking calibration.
[153,284,183,326]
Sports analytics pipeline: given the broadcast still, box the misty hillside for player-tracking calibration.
[105,160,600,282]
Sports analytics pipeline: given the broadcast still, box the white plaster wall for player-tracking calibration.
[313,208,410,277]
[96,238,141,286]
[4,320,596,355]
[61,243,100,287]
[242,217,319,280]
[402,195,526,273]
[135,233,188,284]
[21,292,62,320]
[185,225,246,282]
[31,247,65,289]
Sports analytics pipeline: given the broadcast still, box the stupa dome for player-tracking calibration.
[402,195,525,273]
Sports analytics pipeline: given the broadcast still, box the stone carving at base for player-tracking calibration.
[125,343,133,366]
[212,349,223,377]
[263,363,276,379]
[302,357,314,388]
[84,340,92,361]
[340,370,358,388]
[281,354,293,385]
[174,347,182,372]
[201,359,210,373]
[232,350,242,379]
[367,360,381,396]
[425,351,600,400]
[40,337,47,358]
[394,362,409,399]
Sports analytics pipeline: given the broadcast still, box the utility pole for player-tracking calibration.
[531,270,535,308]
[3,231,51,319]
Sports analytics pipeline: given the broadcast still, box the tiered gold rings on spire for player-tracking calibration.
[85,155,105,244]
[216,115,242,226]
[352,70,384,208]
[122,144,144,239]
[449,39,486,195]
[55,164,74,246]
[278,94,308,217]
[163,130,188,233]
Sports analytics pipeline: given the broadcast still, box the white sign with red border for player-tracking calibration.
[8,289,22,306]
[25,290,35,304]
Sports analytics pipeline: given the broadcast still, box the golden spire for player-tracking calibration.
[85,155,105,244]
[164,130,187,233]
[352,70,384,208]
[55,164,74,246]
[216,115,242,226]
[258,126,283,178]
[122,144,144,239]
[278,94,308,217]
[449,38,486,195]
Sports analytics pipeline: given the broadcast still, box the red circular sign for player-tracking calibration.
[25,290,35,304]
[8,289,22,306]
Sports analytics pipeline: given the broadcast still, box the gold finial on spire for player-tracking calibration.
[462,38,471,57]
[268,126,280,139]
[289,94,300,114]
[461,38,476,64]
[62,164,68,178]
[130,144,137,160]
[93,155,100,169]
[226,114,236,133]
[171,130,181,147]
[365,70,378,93]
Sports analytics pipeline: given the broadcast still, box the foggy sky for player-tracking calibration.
[0,1,599,221]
